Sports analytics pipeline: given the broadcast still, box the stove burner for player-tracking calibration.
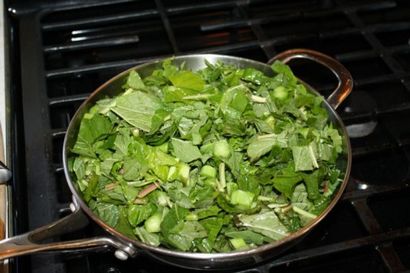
[342,91,378,138]
[346,121,377,138]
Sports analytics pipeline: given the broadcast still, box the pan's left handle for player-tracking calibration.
[0,161,11,184]
[267,48,353,110]
[0,208,136,261]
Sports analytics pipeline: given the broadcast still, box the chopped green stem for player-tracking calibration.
[281,205,293,213]
[138,182,159,198]
[267,203,289,208]
[145,213,162,233]
[257,196,275,202]
[214,140,231,158]
[230,238,248,250]
[200,165,217,178]
[273,86,287,100]
[308,145,319,169]
[257,133,276,139]
[104,183,116,191]
[183,94,213,100]
[218,162,226,192]
[133,198,147,204]
[132,128,140,137]
[250,95,267,103]
[186,213,198,221]
[292,206,317,219]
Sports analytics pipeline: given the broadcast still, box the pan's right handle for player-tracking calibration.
[268,48,353,110]
[0,208,136,261]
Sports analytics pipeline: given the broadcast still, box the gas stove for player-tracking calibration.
[4,0,410,273]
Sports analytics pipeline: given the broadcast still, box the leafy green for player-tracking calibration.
[125,70,146,90]
[225,230,266,245]
[272,168,303,199]
[91,202,119,227]
[230,190,255,208]
[196,205,220,219]
[291,184,312,211]
[166,221,207,251]
[111,91,164,132]
[169,71,205,91]
[113,129,132,156]
[238,211,289,241]
[128,203,157,226]
[116,207,137,239]
[247,133,287,161]
[121,158,143,180]
[271,61,297,87]
[171,138,202,163]
[72,114,112,157]
[135,227,160,246]
[200,217,224,246]
[160,205,189,236]
[70,58,346,253]
[303,169,322,200]
[220,85,249,113]
[292,143,319,171]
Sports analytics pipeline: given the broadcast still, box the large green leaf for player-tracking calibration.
[72,114,112,157]
[111,91,163,132]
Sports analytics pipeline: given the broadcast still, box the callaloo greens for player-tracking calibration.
[69,59,345,252]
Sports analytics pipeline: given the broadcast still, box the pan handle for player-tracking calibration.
[267,48,353,110]
[0,161,11,184]
[0,208,136,261]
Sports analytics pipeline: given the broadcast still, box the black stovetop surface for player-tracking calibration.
[6,0,410,273]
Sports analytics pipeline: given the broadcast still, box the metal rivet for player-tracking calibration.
[114,250,129,261]
[69,203,76,212]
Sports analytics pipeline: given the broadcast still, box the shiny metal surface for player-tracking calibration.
[0,161,11,184]
[0,208,136,260]
[0,50,353,270]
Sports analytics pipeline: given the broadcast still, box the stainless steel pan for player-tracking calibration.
[0,49,353,270]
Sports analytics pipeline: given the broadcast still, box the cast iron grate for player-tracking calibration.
[7,0,410,273]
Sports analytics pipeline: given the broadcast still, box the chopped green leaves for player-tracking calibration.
[238,211,289,241]
[231,190,255,208]
[70,58,345,253]
[128,204,157,226]
[214,140,231,158]
[135,227,160,246]
[92,202,119,227]
[247,133,287,161]
[225,230,266,245]
[273,173,303,199]
[171,138,202,163]
[292,143,319,171]
[125,70,146,90]
[72,114,112,157]
[169,71,205,91]
[111,91,164,132]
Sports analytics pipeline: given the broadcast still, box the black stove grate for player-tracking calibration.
[7,0,410,273]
